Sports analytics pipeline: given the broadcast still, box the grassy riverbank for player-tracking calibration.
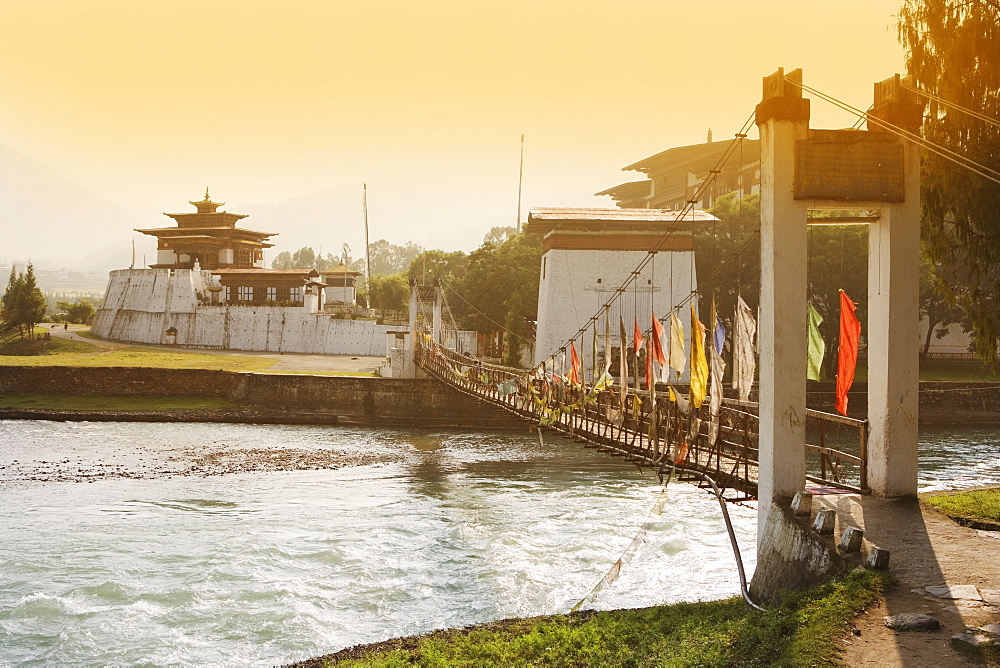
[0,331,278,372]
[922,487,1000,530]
[293,570,890,667]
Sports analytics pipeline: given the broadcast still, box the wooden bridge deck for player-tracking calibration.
[416,338,868,501]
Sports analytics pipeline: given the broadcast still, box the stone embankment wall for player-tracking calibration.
[0,367,522,428]
[91,269,391,356]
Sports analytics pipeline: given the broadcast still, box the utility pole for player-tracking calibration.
[363,183,371,309]
[516,134,524,233]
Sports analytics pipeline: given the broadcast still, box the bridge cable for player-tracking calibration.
[533,109,758,373]
[440,279,533,344]
[569,470,764,613]
[784,77,1000,186]
[900,82,1000,129]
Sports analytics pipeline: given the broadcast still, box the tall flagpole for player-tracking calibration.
[363,183,371,309]
[516,134,524,233]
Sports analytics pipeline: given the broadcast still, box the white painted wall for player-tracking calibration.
[534,248,696,379]
[92,268,390,356]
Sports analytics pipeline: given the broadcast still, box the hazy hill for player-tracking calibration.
[0,145,146,269]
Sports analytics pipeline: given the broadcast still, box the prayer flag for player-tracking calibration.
[714,316,725,355]
[708,302,726,444]
[633,315,644,353]
[835,291,861,415]
[568,341,582,386]
[669,311,686,376]
[690,305,709,409]
[603,306,612,374]
[807,303,826,381]
[650,312,667,365]
[733,296,757,402]
[619,316,628,407]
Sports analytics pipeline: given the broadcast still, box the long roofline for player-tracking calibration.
[623,138,761,173]
[135,226,278,236]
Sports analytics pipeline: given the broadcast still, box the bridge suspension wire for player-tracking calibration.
[900,82,1000,129]
[532,109,759,372]
[569,468,764,614]
[659,228,762,325]
[440,278,533,344]
[784,77,1000,186]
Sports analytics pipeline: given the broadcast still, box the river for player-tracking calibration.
[0,420,996,665]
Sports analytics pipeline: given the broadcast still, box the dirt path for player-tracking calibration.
[813,494,1000,665]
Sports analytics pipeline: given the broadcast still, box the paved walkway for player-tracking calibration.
[814,493,1000,666]
[46,324,385,374]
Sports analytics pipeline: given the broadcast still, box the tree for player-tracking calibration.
[1,267,22,336]
[457,233,542,366]
[482,226,517,247]
[364,273,409,317]
[272,246,364,272]
[291,246,317,269]
[701,193,871,377]
[700,192,762,321]
[919,251,968,361]
[56,298,98,325]
[368,239,424,276]
[408,249,469,287]
[899,0,1000,367]
[271,251,294,269]
[805,224,868,378]
[2,264,46,338]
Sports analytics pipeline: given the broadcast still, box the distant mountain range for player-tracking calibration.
[0,145,148,271]
[0,145,512,274]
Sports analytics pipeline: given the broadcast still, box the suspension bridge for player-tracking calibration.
[395,65,1000,601]
[414,332,869,503]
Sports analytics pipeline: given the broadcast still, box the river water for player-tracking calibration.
[0,421,997,666]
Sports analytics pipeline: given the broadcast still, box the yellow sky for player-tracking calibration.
[0,0,905,254]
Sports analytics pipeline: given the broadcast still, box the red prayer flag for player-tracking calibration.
[633,315,644,353]
[835,290,861,415]
[650,312,667,365]
[568,341,582,385]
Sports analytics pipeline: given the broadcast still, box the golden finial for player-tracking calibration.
[204,187,211,201]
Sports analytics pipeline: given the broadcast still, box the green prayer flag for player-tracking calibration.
[807,303,825,381]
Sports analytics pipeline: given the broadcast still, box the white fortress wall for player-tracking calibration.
[93,268,390,356]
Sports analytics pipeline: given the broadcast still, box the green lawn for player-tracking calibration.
[918,359,1000,381]
[0,330,97,355]
[0,347,278,372]
[0,329,278,372]
[0,392,237,412]
[299,570,889,667]
[922,488,1000,528]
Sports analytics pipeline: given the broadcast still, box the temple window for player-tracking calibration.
[290,287,302,303]
[266,287,277,301]
[238,286,253,302]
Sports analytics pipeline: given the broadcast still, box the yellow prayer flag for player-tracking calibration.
[690,305,709,409]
